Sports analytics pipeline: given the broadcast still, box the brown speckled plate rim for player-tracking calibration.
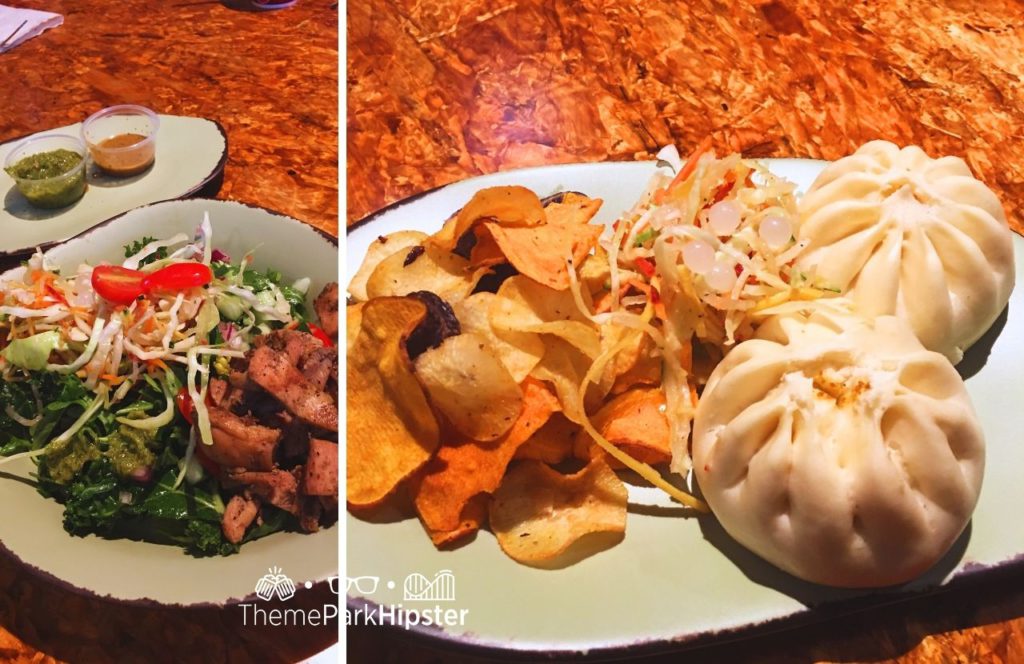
[0,198,338,609]
[344,168,1022,659]
[0,115,231,260]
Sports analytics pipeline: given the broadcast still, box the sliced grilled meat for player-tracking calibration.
[314,282,339,339]
[247,345,338,432]
[227,469,301,515]
[222,493,261,544]
[303,438,338,497]
[206,407,281,471]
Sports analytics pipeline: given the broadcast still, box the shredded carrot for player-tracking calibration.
[100,374,127,385]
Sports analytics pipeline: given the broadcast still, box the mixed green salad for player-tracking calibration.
[0,216,337,555]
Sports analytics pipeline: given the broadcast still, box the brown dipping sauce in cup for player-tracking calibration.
[91,133,156,176]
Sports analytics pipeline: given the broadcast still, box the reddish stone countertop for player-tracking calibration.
[347,1,1024,663]
[0,1,337,662]
[3,0,338,237]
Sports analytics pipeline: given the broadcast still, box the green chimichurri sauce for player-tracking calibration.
[5,149,87,208]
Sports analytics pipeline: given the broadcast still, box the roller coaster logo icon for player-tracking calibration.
[403,569,456,602]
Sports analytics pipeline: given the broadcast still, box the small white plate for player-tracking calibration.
[0,115,227,257]
[346,160,1024,657]
[0,198,337,606]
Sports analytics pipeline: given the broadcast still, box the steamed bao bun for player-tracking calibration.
[692,308,984,588]
[796,140,1015,364]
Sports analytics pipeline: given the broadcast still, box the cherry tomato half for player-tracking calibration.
[143,262,213,292]
[91,265,147,305]
[307,322,334,347]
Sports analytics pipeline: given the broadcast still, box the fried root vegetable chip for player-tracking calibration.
[414,332,524,441]
[365,242,482,306]
[348,231,428,301]
[574,387,672,466]
[347,297,440,507]
[490,457,627,566]
[605,326,662,395]
[476,213,603,291]
[490,275,601,358]
[542,192,603,226]
[453,292,545,382]
[425,494,488,548]
[514,413,578,465]
[412,378,560,534]
[346,302,364,355]
[431,186,545,252]
[530,337,612,424]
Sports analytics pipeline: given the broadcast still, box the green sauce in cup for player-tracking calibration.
[4,135,88,209]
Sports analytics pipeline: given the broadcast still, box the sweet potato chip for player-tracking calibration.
[542,192,603,227]
[347,297,440,508]
[490,275,601,358]
[424,494,488,548]
[514,413,578,465]
[365,243,481,306]
[430,186,545,252]
[490,457,627,566]
[348,231,428,301]
[453,292,545,382]
[574,387,672,466]
[477,217,602,291]
[412,378,560,534]
[414,332,523,441]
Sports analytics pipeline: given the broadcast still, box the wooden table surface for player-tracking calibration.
[0,1,338,662]
[346,1,1024,662]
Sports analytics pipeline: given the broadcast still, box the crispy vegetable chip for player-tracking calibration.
[348,231,428,301]
[424,494,488,548]
[542,192,603,226]
[405,291,461,359]
[579,245,612,299]
[575,387,671,466]
[605,326,662,395]
[491,458,627,566]
[365,243,481,306]
[490,275,601,358]
[477,215,602,291]
[514,413,578,465]
[347,297,440,508]
[412,378,560,534]
[530,337,611,424]
[431,186,545,252]
[414,332,523,441]
[453,292,545,382]
[346,302,364,355]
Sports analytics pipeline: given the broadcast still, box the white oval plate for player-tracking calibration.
[0,115,227,257]
[0,198,337,606]
[346,160,1024,656]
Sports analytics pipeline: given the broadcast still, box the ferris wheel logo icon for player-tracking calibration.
[255,566,297,601]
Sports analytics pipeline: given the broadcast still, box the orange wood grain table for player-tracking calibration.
[346,1,1024,662]
[0,1,338,662]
